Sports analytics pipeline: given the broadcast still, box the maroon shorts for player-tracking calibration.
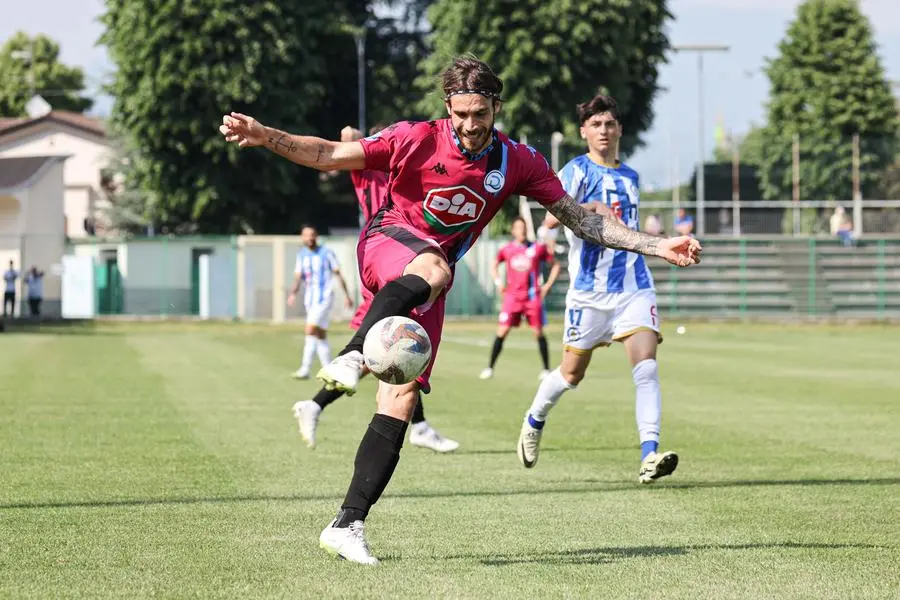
[357,226,447,393]
[499,296,546,329]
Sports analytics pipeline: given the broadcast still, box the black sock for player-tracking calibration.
[336,413,409,527]
[489,336,505,368]
[312,386,344,410]
[411,393,425,424]
[339,275,432,356]
[537,335,549,370]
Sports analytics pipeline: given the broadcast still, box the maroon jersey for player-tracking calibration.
[359,119,566,264]
[497,241,552,302]
[350,169,390,225]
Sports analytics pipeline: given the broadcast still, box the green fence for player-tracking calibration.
[5,234,898,322]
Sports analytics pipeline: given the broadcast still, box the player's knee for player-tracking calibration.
[376,382,420,422]
[404,251,451,295]
[559,364,584,387]
[632,358,658,385]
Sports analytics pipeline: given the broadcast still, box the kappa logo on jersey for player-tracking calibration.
[423,186,487,233]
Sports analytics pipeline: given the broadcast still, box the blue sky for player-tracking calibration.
[4,0,899,188]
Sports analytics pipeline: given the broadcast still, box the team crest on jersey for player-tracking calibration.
[423,186,487,233]
[510,254,531,272]
[484,170,505,194]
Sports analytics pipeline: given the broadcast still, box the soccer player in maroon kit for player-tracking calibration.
[220,56,701,564]
[292,125,459,454]
[480,216,560,381]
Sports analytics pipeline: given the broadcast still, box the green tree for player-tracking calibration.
[101,0,436,234]
[415,0,671,155]
[712,125,766,167]
[760,0,898,202]
[0,32,93,116]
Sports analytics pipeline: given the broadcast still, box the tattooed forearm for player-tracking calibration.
[546,195,662,257]
[263,127,336,169]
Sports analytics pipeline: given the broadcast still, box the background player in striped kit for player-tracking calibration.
[292,125,460,454]
[480,216,560,381]
[288,225,354,379]
[517,93,679,484]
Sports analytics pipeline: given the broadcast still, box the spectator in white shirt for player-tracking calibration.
[3,261,18,317]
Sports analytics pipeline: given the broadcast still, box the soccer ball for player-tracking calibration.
[363,316,432,385]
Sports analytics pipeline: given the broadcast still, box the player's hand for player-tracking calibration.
[656,236,702,267]
[540,284,552,300]
[344,296,354,310]
[287,293,296,307]
[220,112,267,148]
[340,126,363,142]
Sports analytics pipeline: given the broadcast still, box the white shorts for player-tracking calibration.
[562,289,662,354]
[305,301,333,329]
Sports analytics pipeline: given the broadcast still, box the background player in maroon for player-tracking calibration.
[293,124,459,454]
[220,56,701,564]
[480,216,560,381]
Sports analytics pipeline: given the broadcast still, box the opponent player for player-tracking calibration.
[292,125,459,454]
[517,93,678,484]
[288,225,353,379]
[220,56,701,565]
[479,216,559,380]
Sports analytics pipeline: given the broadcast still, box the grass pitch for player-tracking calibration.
[1,320,898,599]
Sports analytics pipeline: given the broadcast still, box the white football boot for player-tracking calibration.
[291,400,321,449]
[319,519,379,565]
[316,351,365,396]
[517,418,544,468]
[292,368,310,380]
[538,369,550,380]
[479,367,494,380]
[638,451,679,484]
[409,423,460,453]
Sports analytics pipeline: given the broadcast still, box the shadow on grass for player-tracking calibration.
[435,541,889,566]
[1,477,897,512]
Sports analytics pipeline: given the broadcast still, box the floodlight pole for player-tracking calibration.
[673,44,730,236]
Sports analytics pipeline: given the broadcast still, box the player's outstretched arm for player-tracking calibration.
[219,113,365,171]
[545,195,702,267]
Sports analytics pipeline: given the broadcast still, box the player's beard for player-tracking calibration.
[460,121,494,154]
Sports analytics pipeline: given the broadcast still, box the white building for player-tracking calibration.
[0,155,67,316]
[0,108,111,238]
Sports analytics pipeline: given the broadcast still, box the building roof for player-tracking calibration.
[0,156,66,190]
[0,110,105,139]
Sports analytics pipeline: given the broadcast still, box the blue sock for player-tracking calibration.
[641,440,658,460]
[527,414,545,430]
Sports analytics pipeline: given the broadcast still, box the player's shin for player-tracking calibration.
[488,336,505,368]
[339,275,432,356]
[300,335,317,373]
[633,359,661,458]
[316,338,332,366]
[336,413,409,527]
[537,335,549,370]
[526,367,575,425]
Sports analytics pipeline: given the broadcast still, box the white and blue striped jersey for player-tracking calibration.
[294,245,339,308]
[559,155,655,303]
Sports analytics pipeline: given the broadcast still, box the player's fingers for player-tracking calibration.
[230,112,251,123]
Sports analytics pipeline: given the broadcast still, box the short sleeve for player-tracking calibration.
[327,249,340,271]
[515,146,567,207]
[495,246,507,263]
[293,255,302,276]
[538,243,552,263]
[359,121,417,172]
